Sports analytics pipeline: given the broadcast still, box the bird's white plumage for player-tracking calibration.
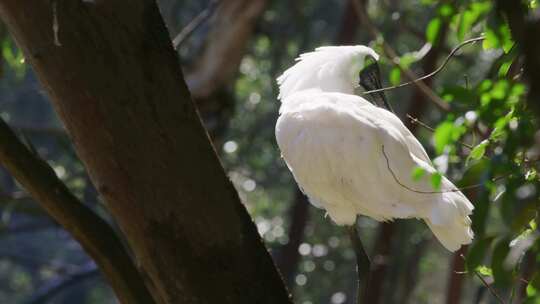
[275,46,474,251]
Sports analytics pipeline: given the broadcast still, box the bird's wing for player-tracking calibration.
[366,106,432,165]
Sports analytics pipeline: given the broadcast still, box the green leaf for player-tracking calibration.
[491,80,509,99]
[469,139,489,161]
[456,2,491,41]
[433,121,454,154]
[426,18,442,44]
[475,265,493,276]
[431,172,442,190]
[498,61,512,77]
[490,108,515,141]
[389,67,401,86]
[411,166,426,181]
[438,4,455,18]
[483,23,514,53]
[399,53,417,69]
[482,28,499,50]
[525,168,537,181]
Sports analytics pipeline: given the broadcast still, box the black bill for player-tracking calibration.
[359,56,393,112]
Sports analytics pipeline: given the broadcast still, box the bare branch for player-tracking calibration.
[406,114,476,150]
[381,145,505,194]
[460,254,506,304]
[0,118,155,304]
[352,0,450,111]
[363,37,485,96]
[25,263,99,304]
[172,0,220,49]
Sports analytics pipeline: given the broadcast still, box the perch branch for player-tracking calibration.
[460,254,506,304]
[172,0,220,49]
[352,0,450,111]
[25,263,99,304]
[0,118,155,304]
[362,37,485,96]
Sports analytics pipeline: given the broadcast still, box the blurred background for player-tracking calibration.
[0,0,538,303]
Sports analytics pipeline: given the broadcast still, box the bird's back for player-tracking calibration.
[276,90,474,251]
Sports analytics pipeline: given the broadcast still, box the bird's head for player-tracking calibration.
[277,45,389,108]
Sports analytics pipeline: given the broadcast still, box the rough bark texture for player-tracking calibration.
[0,1,291,304]
[0,119,155,304]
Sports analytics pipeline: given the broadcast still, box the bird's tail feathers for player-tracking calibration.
[425,191,474,252]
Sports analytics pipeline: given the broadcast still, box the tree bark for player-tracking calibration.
[445,246,468,304]
[0,1,291,304]
[0,119,155,304]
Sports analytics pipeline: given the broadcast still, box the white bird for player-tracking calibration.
[275,45,474,251]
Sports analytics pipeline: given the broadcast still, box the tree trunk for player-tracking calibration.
[445,246,468,304]
[0,2,291,304]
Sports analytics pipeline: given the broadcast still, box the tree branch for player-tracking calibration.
[362,37,485,96]
[0,118,155,304]
[172,0,220,49]
[25,263,100,304]
[352,0,450,111]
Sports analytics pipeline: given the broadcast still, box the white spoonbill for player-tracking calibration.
[275,45,474,252]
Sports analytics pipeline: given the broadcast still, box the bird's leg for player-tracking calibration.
[348,219,371,304]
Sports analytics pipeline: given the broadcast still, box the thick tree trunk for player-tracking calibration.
[0,2,291,304]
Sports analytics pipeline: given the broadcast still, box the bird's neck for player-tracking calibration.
[288,79,354,99]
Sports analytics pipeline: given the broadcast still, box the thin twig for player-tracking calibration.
[362,37,485,96]
[172,0,220,49]
[351,0,450,111]
[25,263,99,304]
[406,114,475,150]
[0,118,156,304]
[381,145,506,194]
[460,254,506,304]
[52,0,61,47]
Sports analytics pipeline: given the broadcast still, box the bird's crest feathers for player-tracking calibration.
[277,45,379,100]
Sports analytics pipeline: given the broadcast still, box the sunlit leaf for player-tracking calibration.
[456,1,491,41]
[431,172,442,190]
[389,67,401,86]
[434,121,454,154]
[525,168,537,181]
[468,140,489,163]
[426,18,442,44]
[411,166,426,181]
[475,265,493,276]
[438,3,455,18]
[498,61,512,77]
